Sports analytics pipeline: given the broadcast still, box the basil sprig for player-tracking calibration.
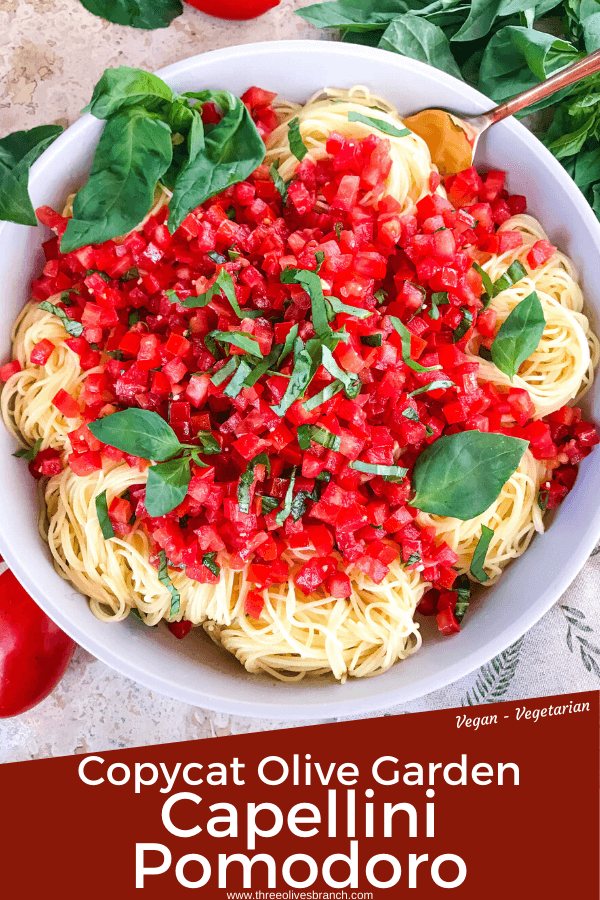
[490,291,545,380]
[470,525,494,582]
[95,490,115,540]
[390,317,441,373]
[39,301,84,338]
[288,118,308,162]
[412,431,528,520]
[158,550,181,617]
[13,437,42,461]
[145,456,191,517]
[347,110,410,138]
[0,125,63,226]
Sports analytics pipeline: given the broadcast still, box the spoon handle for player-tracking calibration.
[484,48,600,125]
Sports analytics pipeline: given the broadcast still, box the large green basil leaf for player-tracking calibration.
[411,431,528,520]
[61,109,173,252]
[88,409,182,461]
[479,27,580,109]
[145,457,191,517]
[0,125,63,226]
[168,91,264,233]
[491,291,545,381]
[453,0,562,43]
[84,66,175,118]
[78,0,182,30]
[379,15,463,81]
[297,1,417,31]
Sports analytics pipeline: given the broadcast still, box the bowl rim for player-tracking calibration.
[1,38,600,719]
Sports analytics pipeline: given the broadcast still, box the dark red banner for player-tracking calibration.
[1,691,597,897]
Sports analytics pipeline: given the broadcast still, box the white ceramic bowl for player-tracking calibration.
[1,40,599,719]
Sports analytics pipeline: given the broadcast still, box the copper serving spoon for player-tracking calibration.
[403,48,600,176]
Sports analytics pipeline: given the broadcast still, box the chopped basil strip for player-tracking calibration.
[297,424,311,450]
[374,288,388,305]
[325,295,372,319]
[121,268,139,282]
[261,495,280,514]
[223,358,253,398]
[408,379,455,397]
[320,344,361,399]
[196,431,221,455]
[347,110,410,138]
[360,333,382,347]
[471,261,494,306]
[271,337,314,417]
[288,117,308,162]
[275,468,297,525]
[173,269,240,314]
[243,346,282,389]
[390,316,441,373]
[425,425,434,437]
[291,487,318,521]
[316,469,333,483]
[39,301,84,337]
[202,551,220,577]
[158,550,181,617]
[315,251,325,272]
[95,489,115,540]
[428,292,449,321]
[454,575,471,622]
[281,268,332,341]
[470,525,494,582]
[308,425,341,452]
[238,453,271,514]
[206,329,263,358]
[228,249,241,261]
[490,291,545,381]
[334,222,343,241]
[401,407,420,422]
[537,488,550,511]
[277,324,299,367]
[207,250,227,264]
[128,309,140,326]
[269,162,288,203]
[13,437,42,461]
[304,379,344,412]
[404,551,421,567]
[349,461,408,480]
[452,307,474,343]
[493,260,528,295]
[211,356,238,386]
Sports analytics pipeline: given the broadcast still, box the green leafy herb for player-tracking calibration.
[471,261,494,305]
[349,460,408,480]
[275,468,297,525]
[452,307,474,343]
[128,310,140,326]
[412,431,528,520]
[307,425,341,452]
[374,288,388,305]
[304,379,345,412]
[271,337,314,417]
[196,431,221,455]
[0,125,63,226]
[404,551,421,567]
[207,250,227,265]
[360,333,383,347]
[228,249,241,261]
[261,495,280,515]
[320,344,361,399]
[281,268,332,341]
[122,267,140,282]
[211,356,238,387]
[145,456,191,517]
[269,162,288,203]
[288,118,309,162]
[315,251,325,272]
[202,551,220,577]
[425,425,434,437]
[158,550,181,617]
[95,490,115,540]
[223,358,253,399]
[39,301,84,338]
[334,222,343,241]
[408,379,455,397]
[537,487,550,511]
[13,437,42,461]
[491,291,545,380]
[493,260,528,295]
[347,110,410,137]
[237,453,271,514]
[79,2,182,31]
[454,575,471,622]
[83,66,175,118]
[290,487,318,521]
[470,524,494,582]
[402,407,420,422]
[206,330,263,358]
[379,15,464,81]
[88,408,182,460]
[297,424,311,450]
[390,316,441,373]
[325,295,372,319]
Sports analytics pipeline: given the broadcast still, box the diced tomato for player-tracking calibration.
[0,360,21,381]
[30,339,55,366]
[53,389,81,419]
[527,240,555,269]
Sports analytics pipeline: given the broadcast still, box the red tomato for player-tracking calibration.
[0,569,76,718]
[183,0,280,19]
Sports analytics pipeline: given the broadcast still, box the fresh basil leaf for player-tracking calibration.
[196,431,221,455]
[168,91,265,232]
[334,222,343,241]
[296,0,411,31]
[537,487,549,511]
[271,337,314,417]
[304,379,345,412]
[277,324,300,367]
[452,307,474,343]
[78,0,182,30]
[454,574,471,622]
[412,431,528,520]
[13,437,43,461]
[360,333,383,347]
[408,379,455,397]
[223,358,253,398]
[95,490,115,540]
[308,425,341,452]
[228,249,241,261]
[269,162,288,203]
[39,301,84,337]
[493,260,528,294]
[288,117,309,162]
[428,291,449,320]
[325,295,372,319]
[128,310,140,326]
[347,110,410,137]
[207,250,227,265]
[0,125,63,226]
[145,456,191,517]
[317,469,333,483]
[211,356,238,387]
[453,0,562,44]
[202,551,221,577]
[470,524,494,582]
[425,425,434,438]
[275,468,297,525]
[471,262,494,305]
[491,291,545,380]
[238,453,271,514]
[297,424,311,450]
[206,330,263,358]
[88,408,182,461]
[374,288,388,305]
[320,344,361,399]
[61,110,173,252]
[84,66,175,118]
[379,14,463,81]
[402,407,420,422]
[282,268,332,340]
[242,346,282,389]
[261,495,280,514]
[479,345,493,362]
[158,550,181,617]
[290,488,318,521]
[349,460,408,480]
[404,551,421,567]
[390,316,441,373]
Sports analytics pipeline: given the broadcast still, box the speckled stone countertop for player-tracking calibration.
[2,0,599,764]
